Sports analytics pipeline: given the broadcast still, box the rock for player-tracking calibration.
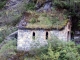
[36,0,52,12]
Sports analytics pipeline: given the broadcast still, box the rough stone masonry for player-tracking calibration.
[17,22,71,51]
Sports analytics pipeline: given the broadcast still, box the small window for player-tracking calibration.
[67,31,70,41]
[33,32,35,40]
[46,32,48,39]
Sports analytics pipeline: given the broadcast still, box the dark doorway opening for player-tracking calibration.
[33,32,35,40]
[67,31,70,41]
[46,32,48,39]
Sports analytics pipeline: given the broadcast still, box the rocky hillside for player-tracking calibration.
[0,0,29,25]
[0,0,29,49]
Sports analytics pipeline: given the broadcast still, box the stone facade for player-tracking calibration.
[17,22,71,51]
[17,30,47,51]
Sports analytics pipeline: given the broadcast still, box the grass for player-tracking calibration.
[24,11,68,29]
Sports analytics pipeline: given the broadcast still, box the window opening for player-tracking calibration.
[33,32,35,40]
[46,32,48,39]
[67,31,70,41]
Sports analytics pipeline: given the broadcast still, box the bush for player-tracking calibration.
[0,37,80,60]
[54,1,70,9]
[0,0,7,9]
[0,26,17,43]
[0,37,3,43]
[25,2,35,11]
[0,39,17,60]
[24,38,80,60]
[77,44,80,54]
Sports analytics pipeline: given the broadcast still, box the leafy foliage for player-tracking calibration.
[0,39,17,60]
[0,26,17,43]
[0,0,7,9]
[0,37,80,60]
[24,38,80,60]
[53,0,80,30]
[54,1,69,9]
[25,2,35,11]
[0,0,80,60]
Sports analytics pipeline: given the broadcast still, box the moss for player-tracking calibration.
[20,11,69,29]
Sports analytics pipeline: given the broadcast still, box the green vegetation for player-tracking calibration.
[24,11,68,29]
[53,0,80,30]
[0,26,17,43]
[0,0,7,9]
[0,40,17,60]
[0,0,80,60]
[0,38,80,60]
[54,2,68,9]
[24,39,80,60]
[25,2,35,11]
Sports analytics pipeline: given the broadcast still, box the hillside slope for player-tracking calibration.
[0,0,28,25]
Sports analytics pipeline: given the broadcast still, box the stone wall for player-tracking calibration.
[50,22,71,41]
[17,30,47,51]
[17,22,71,51]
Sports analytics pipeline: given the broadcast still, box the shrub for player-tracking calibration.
[0,0,7,9]
[0,37,80,60]
[0,37,3,43]
[26,38,80,60]
[77,44,80,54]
[0,26,17,43]
[54,1,70,9]
[25,2,35,11]
[0,39,17,60]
